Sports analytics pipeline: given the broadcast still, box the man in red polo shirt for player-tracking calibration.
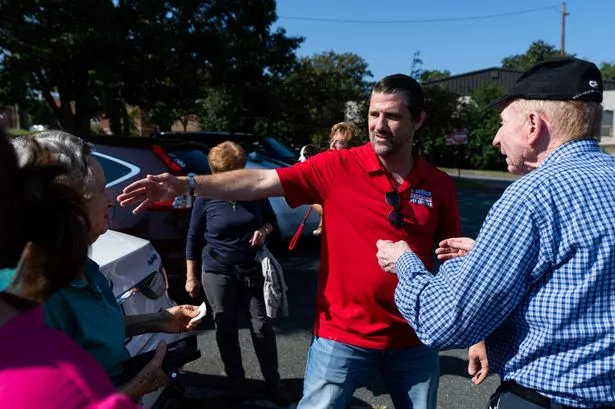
[118,74,462,409]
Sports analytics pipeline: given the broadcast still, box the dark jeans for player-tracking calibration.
[486,387,548,409]
[202,266,280,388]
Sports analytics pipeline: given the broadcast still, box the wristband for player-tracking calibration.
[187,174,196,197]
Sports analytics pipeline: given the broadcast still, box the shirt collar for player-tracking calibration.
[541,138,600,168]
[357,142,435,185]
[71,257,100,289]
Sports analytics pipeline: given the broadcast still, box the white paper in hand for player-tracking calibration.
[189,302,207,323]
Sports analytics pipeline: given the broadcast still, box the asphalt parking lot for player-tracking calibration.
[175,179,509,409]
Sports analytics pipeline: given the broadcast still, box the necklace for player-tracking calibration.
[229,201,237,211]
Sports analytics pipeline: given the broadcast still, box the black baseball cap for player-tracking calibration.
[486,57,603,110]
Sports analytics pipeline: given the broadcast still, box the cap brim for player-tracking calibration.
[483,94,514,112]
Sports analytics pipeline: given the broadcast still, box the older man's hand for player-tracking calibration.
[376,240,411,274]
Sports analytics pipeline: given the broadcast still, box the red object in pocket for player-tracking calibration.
[288,207,313,251]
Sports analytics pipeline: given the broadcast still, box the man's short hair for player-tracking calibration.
[372,74,425,119]
[511,100,603,140]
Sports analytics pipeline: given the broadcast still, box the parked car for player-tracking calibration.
[152,131,299,166]
[90,229,183,409]
[86,135,319,305]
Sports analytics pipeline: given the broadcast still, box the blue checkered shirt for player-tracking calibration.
[394,139,615,408]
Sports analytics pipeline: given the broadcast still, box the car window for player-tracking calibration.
[92,152,141,188]
[166,148,211,175]
[262,136,297,160]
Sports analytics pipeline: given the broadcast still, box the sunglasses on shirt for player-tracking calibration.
[385,190,404,228]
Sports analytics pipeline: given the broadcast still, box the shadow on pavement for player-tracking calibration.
[176,371,374,408]
[439,355,472,379]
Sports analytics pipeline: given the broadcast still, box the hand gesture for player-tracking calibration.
[435,237,475,261]
[468,341,489,385]
[249,229,266,248]
[376,240,411,274]
[119,341,169,400]
[159,305,201,332]
[117,173,184,214]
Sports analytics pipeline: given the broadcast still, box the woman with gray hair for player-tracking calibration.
[12,130,203,402]
[0,129,138,409]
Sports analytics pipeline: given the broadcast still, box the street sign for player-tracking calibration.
[445,129,468,145]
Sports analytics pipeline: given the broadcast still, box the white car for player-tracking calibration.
[90,229,184,408]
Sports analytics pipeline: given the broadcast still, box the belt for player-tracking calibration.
[501,381,615,409]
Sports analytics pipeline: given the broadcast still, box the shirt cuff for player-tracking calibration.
[396,251,426,278]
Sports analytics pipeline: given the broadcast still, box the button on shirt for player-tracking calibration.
[276,143,460,349]
[394,139,615,408]
[44,258,130,377]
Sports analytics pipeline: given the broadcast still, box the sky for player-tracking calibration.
[273,0,615,80]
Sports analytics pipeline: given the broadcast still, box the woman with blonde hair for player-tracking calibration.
[185,141,290,406]
[310,121,360,236]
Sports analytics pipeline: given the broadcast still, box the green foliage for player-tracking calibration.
[501,40,572,71]
[416,85,463,163]
[419,70,451,83]
[0,0,301,136]
[458,84,507,170]
[416,83,507,171]
[259,51,372,146]
[600,61,615,79]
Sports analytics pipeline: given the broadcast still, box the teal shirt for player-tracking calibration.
[44,258,130,377]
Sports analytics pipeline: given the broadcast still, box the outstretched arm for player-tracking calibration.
[118,169,283,214]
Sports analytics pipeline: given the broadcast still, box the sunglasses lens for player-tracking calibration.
[388,210,404,228]
[385,191,400,206]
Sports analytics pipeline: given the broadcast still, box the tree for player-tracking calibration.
[502,40,572,71]
[0,0,301,136]
[419,70,451,83]
[415,85,462,164]
[458,84,507,170]
[261,51,372,146]
[0,0,122,135]
[600,62,615,80]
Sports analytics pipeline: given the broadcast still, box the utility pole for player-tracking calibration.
[560,1,569,56]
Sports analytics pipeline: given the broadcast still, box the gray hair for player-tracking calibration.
[11,131,96,196]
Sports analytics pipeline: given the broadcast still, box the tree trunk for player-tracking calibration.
[122,104,131,136]
[72,59,91,137]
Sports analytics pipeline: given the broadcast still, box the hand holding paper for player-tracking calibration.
[189,302,207,324]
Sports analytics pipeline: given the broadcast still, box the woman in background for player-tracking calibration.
[310,121,360,236]
[185,141,290,406]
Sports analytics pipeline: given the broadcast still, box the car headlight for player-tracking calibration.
[115,266,168,305]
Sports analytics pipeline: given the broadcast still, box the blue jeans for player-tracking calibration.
[298,336,439,409]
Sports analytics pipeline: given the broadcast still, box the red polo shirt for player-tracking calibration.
[276,143,460,349]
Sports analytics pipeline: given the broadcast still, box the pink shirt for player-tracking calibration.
[0,305,138,409]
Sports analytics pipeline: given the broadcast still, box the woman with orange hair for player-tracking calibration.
[185,141,290,406]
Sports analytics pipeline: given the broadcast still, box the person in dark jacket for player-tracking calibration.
[185,141,290,406]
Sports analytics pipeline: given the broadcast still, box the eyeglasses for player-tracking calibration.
[385,190,404,228]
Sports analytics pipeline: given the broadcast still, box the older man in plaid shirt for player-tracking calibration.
[377,57,615,409]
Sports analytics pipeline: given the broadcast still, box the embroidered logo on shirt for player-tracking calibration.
[410,189,433,208]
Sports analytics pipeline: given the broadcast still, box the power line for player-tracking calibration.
[278,5,559,25]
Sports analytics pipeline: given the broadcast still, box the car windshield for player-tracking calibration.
[261,136,297,160]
